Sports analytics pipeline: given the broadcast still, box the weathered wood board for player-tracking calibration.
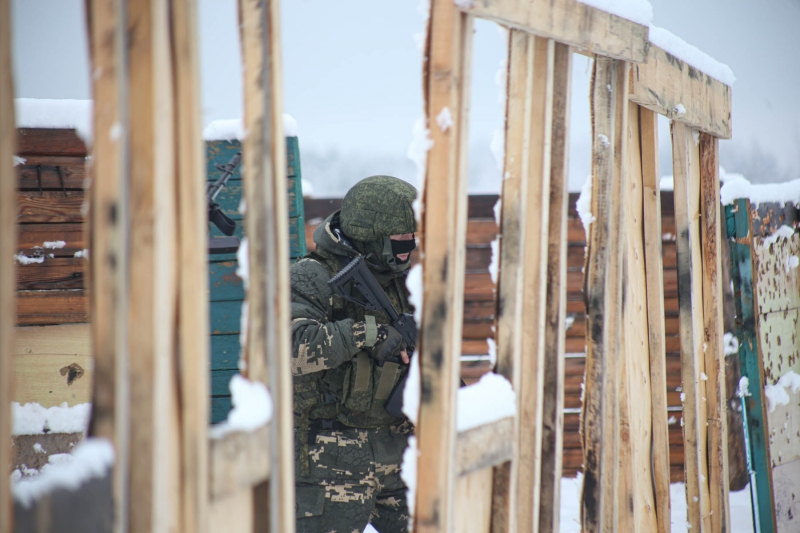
[753,231,800,315]
[772,460,800,532]
[453,467,494,533]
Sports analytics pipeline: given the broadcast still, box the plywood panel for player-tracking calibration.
[453,467,494,533]
[760,308,800,387]
[13,354,93,407]
[753,231,800,314]
[772,460,800,532]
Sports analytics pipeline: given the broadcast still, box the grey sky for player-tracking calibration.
[11,0,800,192]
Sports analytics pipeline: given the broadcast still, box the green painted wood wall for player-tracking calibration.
[207,137,306,423]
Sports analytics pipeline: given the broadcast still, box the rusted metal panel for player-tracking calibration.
[750,202,800,239]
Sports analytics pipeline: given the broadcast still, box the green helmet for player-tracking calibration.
[339,176,418,272]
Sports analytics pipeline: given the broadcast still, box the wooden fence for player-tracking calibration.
[0,0,753,532]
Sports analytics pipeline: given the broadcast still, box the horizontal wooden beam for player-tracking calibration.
[457,0,648,62]
[208,424,271,500]
[629,43,732,139]
[455,416,514,477]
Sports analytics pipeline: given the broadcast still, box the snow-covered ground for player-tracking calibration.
[363,475,756,532]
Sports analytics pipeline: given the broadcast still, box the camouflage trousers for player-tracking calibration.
[295,422,412,533]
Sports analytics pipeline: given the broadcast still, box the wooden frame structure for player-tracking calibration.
[414,1,734,532]
[1,0,740,532]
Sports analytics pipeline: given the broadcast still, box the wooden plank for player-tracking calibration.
[639,105,671,533]
[455,417,514,477]
[16,156,86,189]
[125,0,180,528]
[490,28,532,533]
[239,0,296,530]
[621,100,657,532]
[503,34,555,533]
[171,0,209,530]
[208,487,254,533]
[16,257,85,290]
[208,424,270,499]
[17,191,84,223]
[453,467,494,533]
[85,0,130,531]
[16,290,88,325]
[16,128,87,157]
[457,0,647,62]
[17,223,86,254]
[671,121,711,532]
[537,41,571,533]
[15,324,91,355]
[0,0,15,526]
[699,132,731,532]
[629,43,732,139]
[12,354,93,407]
[415,3,472,531]
[581,58,628,533]
[727,199,777,532]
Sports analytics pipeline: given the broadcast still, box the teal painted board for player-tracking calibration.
[209,260,244,302]
[210,396,232,425]
[206,136,307,424]
[210,334,240,370]
[727,200,777,533]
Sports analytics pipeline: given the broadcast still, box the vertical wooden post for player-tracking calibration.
[171,0,209,531]
[126,0,182,528]
[86,0,130,530]
[698,133,731,533]
[515,34,555,533]
[415,1,472,530]
[538,41,572,533]
[621,101,657,532]
[671,121,712,532]
[0,0,16,529]
[239,0,295,530]
[491,28,532,533]
[639,106,672,533]
[581,57,628,533]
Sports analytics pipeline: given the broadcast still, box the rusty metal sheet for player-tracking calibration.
[753,231,800,314]
[750,202,799,239]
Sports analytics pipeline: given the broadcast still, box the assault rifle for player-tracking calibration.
[328,254,416,418]
[208,151,242,254]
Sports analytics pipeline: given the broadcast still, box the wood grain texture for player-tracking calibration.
[17,191,84,223]
[239,0,296,530]
[629,44,733,139]
[458,0,648,62]
[0,0,15,526]
[16,155,86,189]
[171,0,209,530]
[698,133,731,532]
[415,3,472,531]
[453,467,493,533]
[208,487,254,533]
[671,121,711,532]
[455,417,514,477]
[209,425,270,499]
[491,28,531,533]
[537,41,571,533]
[85,0,130,531]
[639,105,672,533]
[16,128,87,156]
[620,100,657,532]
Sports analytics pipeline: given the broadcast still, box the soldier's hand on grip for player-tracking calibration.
[371,325,407,364]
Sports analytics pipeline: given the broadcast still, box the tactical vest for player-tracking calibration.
[292,249,413,431]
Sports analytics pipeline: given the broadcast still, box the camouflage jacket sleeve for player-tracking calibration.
[289,258,369,376]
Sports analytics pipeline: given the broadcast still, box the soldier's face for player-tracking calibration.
[389,233,414,262]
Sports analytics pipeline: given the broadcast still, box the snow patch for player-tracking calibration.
[764,371,800,413]
[576,176,595,236]
[486,337,497,368]
[736,376,751,398]
[674,103,686,116]
[453,0,474,8]
[576,0,652,26]
[13,402,91,435]
[648,25,736,86]
[400,435,419,524]
[14,253,44,265]
[457,372,516,432]
[660,175,674,191]
[488,236,500,285]
[238,301,249,370]
[14,156,26,166]
[493,198,502,226]
[720,173,800,206]
[406,264,424,326]
[202,114,298,141]
[33,443,46,454]
[597,133,610,147]
[15,99,94,147]
[74,249,89,259]
[43,241,66,249]
[13,438,114,509]
[436,107,453,133]
[301,179,315,198]
[209,374,273,438]
[722,333,739,356]
[763,225,795,245]
[236,237,249,290]
[407,117,433,219]
[402,347,421,425]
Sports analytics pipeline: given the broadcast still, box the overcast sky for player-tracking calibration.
[11,0,800,192]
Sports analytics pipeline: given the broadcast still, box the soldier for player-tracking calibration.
[291,175,417,533]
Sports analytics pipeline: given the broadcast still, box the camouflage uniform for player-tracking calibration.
[291,176,417,533]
